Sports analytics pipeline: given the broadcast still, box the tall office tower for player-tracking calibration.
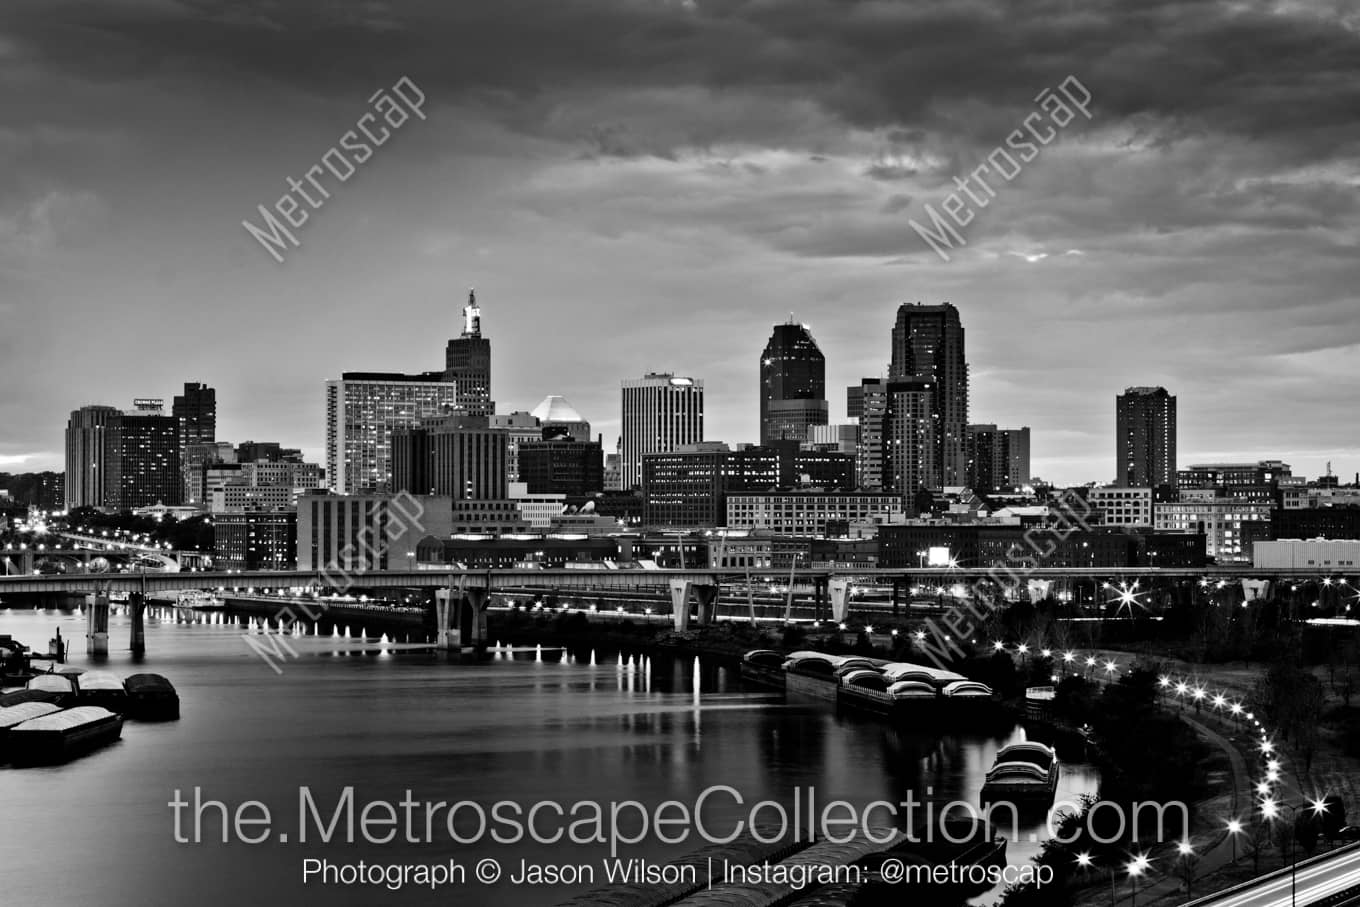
[444,289,494,417]
[392,414,508,500]
[620,373,704,490]
[325,372,460,495]
[173,382,217,504]
[759,320,828,444]
[850,379,889,490]
[65,405,119,509]
[883,380,937,496]
[888,302,969,486]
[966,424,1032,492]
[1116,386,1177,488]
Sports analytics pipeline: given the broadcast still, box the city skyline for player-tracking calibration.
[2,1,1357,485]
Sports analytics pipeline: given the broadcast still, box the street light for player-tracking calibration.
[1127,854,1150,906]
[1226,819,1243,863]
[1177,841,1197,899]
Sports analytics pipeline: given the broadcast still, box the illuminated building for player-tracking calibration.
[760,320,827,444]
[620,373,704,490]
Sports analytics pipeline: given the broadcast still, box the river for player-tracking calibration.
[0,605,1100,906]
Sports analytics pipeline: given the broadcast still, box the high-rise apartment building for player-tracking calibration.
[888,302,969,486]
[324,372,459,495]
[444,289,494,416]
[883,380,937,496]
[620,373,704,490]
[759,320,827,444]
[1116,386,1177,488]
[965,424,1031,492]
[850,379,889,491]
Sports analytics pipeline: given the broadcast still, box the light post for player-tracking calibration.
[1263,797,1329,907]
[1177,841,1197,900]
[916,549,926,569]
[1226,819,1243,864]
[1127,854,1150,907]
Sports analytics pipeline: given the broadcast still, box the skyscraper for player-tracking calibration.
[65,405,119,510]
[888,302,969,487]
[1116,386,1177,488]
[444,289,494,416]
[966,424,1032,492]
[850,378,889,491]
[325,372,459,494]
[620,373,704,490]
[759,320,827,444]
[65,401,181,509]
[173,382,216,504]
[883,380,937,496]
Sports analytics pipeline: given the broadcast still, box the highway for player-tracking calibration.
[1185,843,1360,907]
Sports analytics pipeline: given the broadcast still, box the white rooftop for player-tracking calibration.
[531,395,585,423]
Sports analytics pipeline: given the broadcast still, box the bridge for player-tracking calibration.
[1,564,1353,657]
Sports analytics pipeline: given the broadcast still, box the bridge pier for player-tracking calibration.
[670,580,719,631]
[434,583,491,652]
[828,578,853,624]
[86,592,109,655]
[129,592,147,655]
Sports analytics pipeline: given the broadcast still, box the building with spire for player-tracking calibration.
[444,289,494,416]
[759,318,827,445]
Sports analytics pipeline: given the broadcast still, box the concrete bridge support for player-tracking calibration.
[434,584,491,652]
[828,578,853,624]
[129,593,147,656]
[86,592,109,655]
[670,580,719,631]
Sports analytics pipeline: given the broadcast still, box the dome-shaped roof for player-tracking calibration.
[531,395,585,423]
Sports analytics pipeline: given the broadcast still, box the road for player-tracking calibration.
[1186,843,1360,906]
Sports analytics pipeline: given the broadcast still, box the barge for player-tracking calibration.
[8,706,124,766]
[124,674,181,721]
[0,701,63,763]
[76,671,129,713]
[980,741,1060,804]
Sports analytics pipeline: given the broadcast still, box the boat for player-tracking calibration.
[0,701,62,763]
[782,652,879,701]
[76,671,129,712]
[124,674,180,720]
[7,706,124,766]
[739,650,787,690]
[837,667,895,714]
[980,741,1060,804]
[26,673,78,707]
[0,688,65,708]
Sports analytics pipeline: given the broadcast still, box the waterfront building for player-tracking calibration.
[297,493,455,571]
[213,511,297,571]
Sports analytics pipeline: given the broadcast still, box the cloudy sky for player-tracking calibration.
[2,0,1357,485]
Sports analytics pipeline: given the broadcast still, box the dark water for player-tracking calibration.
[0,606,1098,906]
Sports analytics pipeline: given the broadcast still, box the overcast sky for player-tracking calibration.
[1,0,1357,486]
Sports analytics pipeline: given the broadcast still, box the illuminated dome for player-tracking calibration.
[531,396,584,424]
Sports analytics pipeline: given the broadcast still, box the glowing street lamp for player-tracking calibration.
[1177,841,1197,899]
[1226,819,1243,863]
[1127,854,1151,907]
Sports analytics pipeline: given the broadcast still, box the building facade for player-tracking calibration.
[620,373,704,490]
[213,511,297,571]
[1116,386,1177,488]
[297,493,454,571]
[172,382,217,505]
[1154,500,1271,564]
[726,492,905,536]
[324,372,459,495]
[518,438,604,496]
[1086,486,1154,528]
